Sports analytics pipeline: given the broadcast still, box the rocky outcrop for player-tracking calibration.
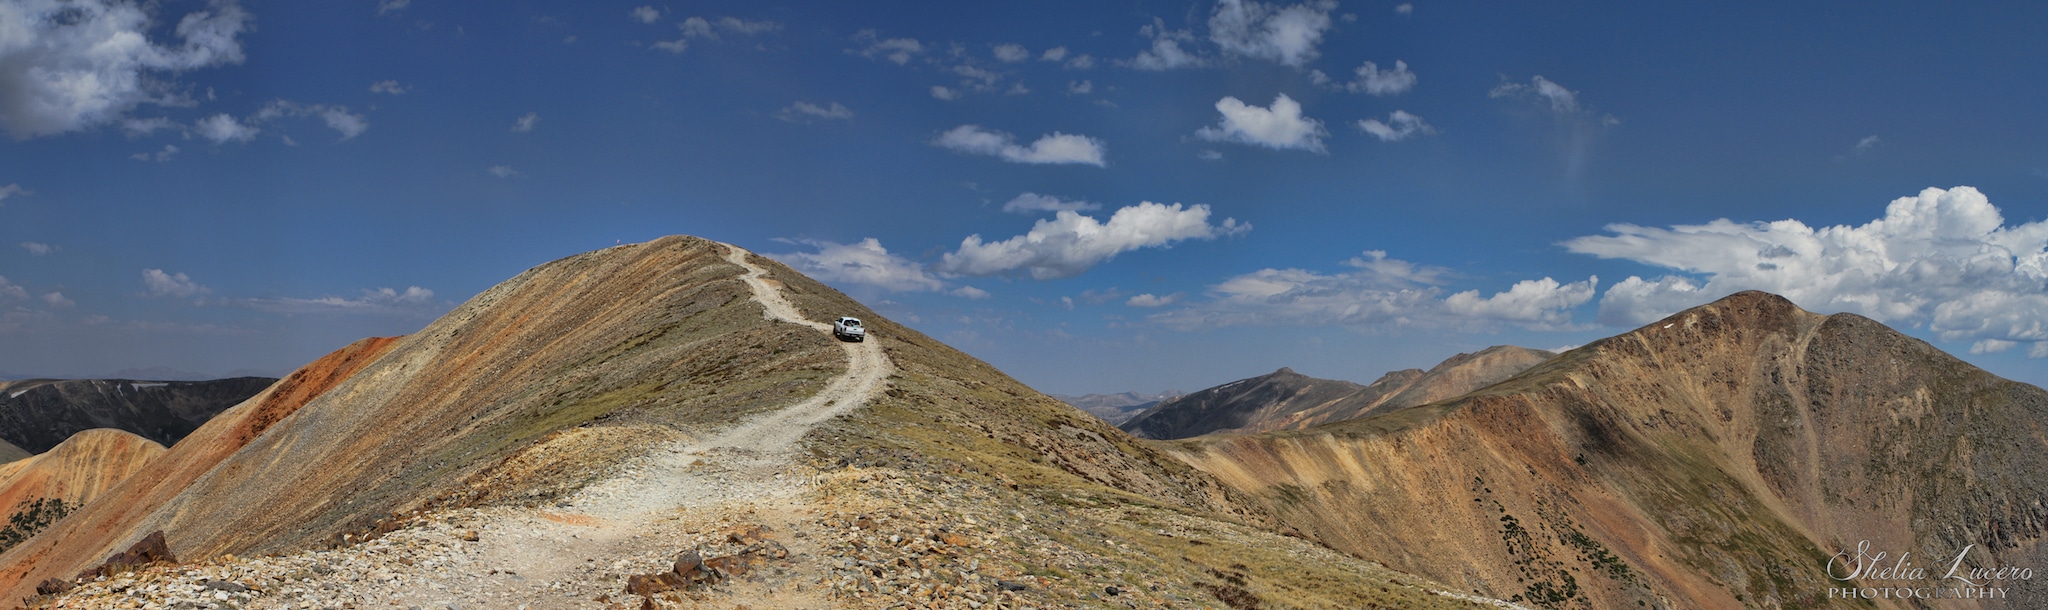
[0,377,274,453]
[1167,292,2048,609]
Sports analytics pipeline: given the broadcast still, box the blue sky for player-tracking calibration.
[2,1,2045,394]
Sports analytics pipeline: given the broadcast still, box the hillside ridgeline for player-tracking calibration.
[1166,292,2048,609]
[1123,345,1554,439]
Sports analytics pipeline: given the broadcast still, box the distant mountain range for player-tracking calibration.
[0,368,289,383]
[1047,390,1183,425]
[1121,345,1555,439]
[0,378,276,454]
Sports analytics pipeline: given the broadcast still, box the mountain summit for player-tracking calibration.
[1168,291,2048,608]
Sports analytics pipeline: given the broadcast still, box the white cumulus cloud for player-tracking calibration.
[1002,193,1100,214]
[142,269,208,298]
[629,6,660,24]
[0,0,250,139]
[936,202,1249,280]
[369,80,408,95]
[934,125,1107,166]
[1207,0,1336,67]
[1149,250,1595,331]
[487,165,517,178]
[0,183,26,204]
[1564,186,2048,348]
[772,238,948,293]
[40,292,73,307]
[511,112,540,133]
[20,242,55,256]
[1443,277,1600,327]
[1356,110,1433,142]
[1195,94,1326,153]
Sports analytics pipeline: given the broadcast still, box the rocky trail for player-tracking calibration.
[38,243,895,610]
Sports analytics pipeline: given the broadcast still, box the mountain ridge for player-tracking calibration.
[0,377,275,454]
[1164,291,2048,608]
[1121,345,1555,439]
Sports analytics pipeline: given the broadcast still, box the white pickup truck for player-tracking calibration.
[832,317,866,342]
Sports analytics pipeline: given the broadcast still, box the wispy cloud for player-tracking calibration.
[937,202,1249,279]
[132,145,179,162]
[512,112,540,133]
[194,113,259,143]
[1150,250,1596,331]
[1356,110,1434,142]
[776,101,854,123]
[1126,19,1206,70]
[1491,75,1580,114]
[993,43,1030,63]
[142,269,209,298]
[934,125,1108,166]
[239,286,441,315]
[851,30,924,65]
[1002,193,1101,214]
[1314,60,1417,95]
